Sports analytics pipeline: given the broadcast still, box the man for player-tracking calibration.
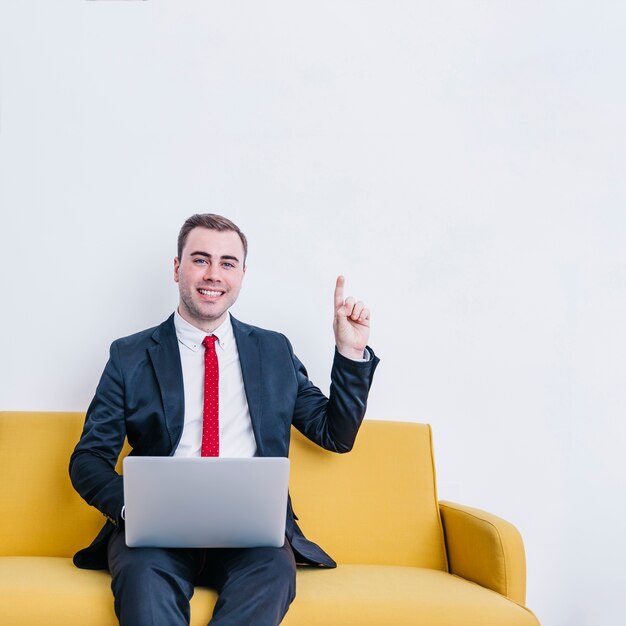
[70,214,379,626]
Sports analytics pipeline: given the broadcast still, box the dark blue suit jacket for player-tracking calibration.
[70,314,379,570]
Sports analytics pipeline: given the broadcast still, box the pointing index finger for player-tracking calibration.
[334,275,345,309]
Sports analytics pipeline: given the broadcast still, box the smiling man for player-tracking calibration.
[70,213,380,626]
[175,224,246,331]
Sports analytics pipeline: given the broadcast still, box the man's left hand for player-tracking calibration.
[333,275,371,360]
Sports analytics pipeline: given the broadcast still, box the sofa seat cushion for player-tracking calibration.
[0,557,216,626]
[287,565,540,626]
[0,558,539,626]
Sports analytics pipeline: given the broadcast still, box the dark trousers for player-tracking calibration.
[108,529,297,626]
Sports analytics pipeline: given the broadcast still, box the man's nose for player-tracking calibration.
[203,264,221,281]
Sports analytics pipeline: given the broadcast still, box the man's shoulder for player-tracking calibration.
[110,315,174,350]
[230,316,290,345]
[230,315,291,350]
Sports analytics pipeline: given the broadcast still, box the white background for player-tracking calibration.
[1,2,625,625]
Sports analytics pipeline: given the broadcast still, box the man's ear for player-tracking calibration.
[173,257,180,283]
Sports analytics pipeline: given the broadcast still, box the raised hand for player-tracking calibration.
[333,275,370,360]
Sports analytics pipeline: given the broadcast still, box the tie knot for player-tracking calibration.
[202,335,217,350]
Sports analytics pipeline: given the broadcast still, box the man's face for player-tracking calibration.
[174,227,246,332]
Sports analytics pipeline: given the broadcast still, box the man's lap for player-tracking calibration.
[107,527,296,592]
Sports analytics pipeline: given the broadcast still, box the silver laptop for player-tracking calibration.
[123,456,290,549]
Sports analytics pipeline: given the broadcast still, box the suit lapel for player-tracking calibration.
[231,316,265,455]
[147,315,185,453]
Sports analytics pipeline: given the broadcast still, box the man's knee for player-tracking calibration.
[108,532,198,622]
[209,544,296,625]
[111,549,167,585]
[113,545,196,585]
[248,544,297,602]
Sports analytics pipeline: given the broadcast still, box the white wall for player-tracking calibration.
[1,2,625,624]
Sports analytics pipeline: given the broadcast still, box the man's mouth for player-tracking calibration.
[198,288,225,297]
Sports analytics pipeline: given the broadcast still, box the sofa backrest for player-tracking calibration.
[0,412,111,557]
[289,420,448,569]
[0,412,447,571]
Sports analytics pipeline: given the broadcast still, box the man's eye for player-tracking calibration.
[194,259,207,265]
[223,262,235,268]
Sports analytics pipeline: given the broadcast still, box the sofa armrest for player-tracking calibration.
[439,501,527,605]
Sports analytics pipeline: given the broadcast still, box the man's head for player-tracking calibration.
[174,214,247,332]
[177,213,248,264]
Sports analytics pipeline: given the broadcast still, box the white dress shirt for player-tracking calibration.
[173,311,257,458]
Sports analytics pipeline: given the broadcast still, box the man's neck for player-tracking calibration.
[176,307,227,334]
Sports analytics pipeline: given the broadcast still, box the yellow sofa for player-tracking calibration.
[0,411,540,625]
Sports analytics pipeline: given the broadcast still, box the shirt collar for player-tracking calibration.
[173,310,233,352]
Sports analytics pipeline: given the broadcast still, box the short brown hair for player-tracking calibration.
[177,214,248,263]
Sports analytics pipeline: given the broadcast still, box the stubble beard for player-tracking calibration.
[179,285,233,329]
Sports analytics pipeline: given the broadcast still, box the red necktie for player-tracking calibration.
[201,335,219,457]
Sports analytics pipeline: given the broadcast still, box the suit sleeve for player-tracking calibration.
[69,341,127,526]
[288,339,380,453]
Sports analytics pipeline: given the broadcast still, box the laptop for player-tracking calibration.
[122,456,290,549]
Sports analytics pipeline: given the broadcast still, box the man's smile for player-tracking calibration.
[198,288,225,297]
